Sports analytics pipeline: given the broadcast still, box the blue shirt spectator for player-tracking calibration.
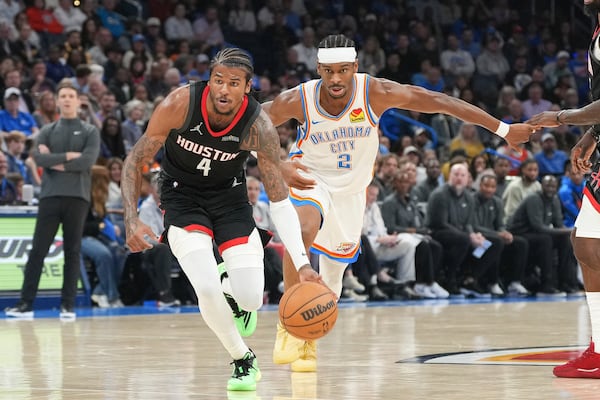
[97,6,125,38]
[0,88,39,137]
[558,163,585,228]
[534,133,568,176]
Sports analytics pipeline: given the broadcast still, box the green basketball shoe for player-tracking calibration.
[218,262,258,337]
[227,350,261,391]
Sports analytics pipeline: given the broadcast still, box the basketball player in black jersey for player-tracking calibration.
[527,0,600,379]
[121,48,318,391]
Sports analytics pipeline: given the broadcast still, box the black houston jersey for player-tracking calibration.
[161,81,261,190]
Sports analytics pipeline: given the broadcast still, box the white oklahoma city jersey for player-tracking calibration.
[291,73,379,193]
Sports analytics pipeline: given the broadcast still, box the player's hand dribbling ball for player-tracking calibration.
[278,281,338,340]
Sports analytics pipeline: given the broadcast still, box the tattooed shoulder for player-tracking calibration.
[241,112,280,162]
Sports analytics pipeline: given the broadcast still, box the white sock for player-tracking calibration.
[586,292,600,347]
[318,256,347,298]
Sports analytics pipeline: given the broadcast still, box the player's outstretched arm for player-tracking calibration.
[527,100,600,128]
[368,78,535,148]
[122,85,188,252]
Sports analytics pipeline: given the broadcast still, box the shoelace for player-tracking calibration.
[230,355,254,378]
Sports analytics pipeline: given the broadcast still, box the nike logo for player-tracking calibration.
[578,368,600,372]
[311,120,324,124]
[190,123,203,134]
[232,176,243,187]
[73,131,81,135]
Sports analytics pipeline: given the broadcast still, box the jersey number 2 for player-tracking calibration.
[196,158,212,176]
[337,154,351,169]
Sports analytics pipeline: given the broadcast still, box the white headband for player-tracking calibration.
[317,47,357,64]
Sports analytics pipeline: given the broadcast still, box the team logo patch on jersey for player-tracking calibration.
[336,242,357,254]
[349,108,365,123]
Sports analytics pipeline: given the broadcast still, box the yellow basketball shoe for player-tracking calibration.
[273,321,303,364]
[291,340,317,372]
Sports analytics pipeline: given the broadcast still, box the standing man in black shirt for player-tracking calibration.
[120,48,315,392]
[5,80,100,320]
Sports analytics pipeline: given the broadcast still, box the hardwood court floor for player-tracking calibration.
[1,298,599,400]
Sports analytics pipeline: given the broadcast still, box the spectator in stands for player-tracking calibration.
[0,88,39,138]
[193,5,225,55]
[492,156,512,199]
[45,45,74,84]
[3,130,40,187]
[123,34,153,73]
[26,60,56,101]
[89,27,114,66]
[82,165,126,308]
[137,172,180,307]
[358,35,386,76]
[413,157,442,203]
[81,17,98,49]
[26,0,64,49]
[535,132,569,177]
[0,151,17,204]
[363,181,421,300]
[372,153,399,202]
[126,84,153,122]
[96,0,125,39]
[77,93,102,129]
[99,116,127,160]
[440,32,475,84]
[558,160,584,229]
[70,64,92,95]
[473,174,530,296]
[105,156,124,230]
[291,26,318,72]
[107,66,131,105]
[164,4,193,43]
[495,85,517,119]
[0,0,22,23]
[507,175,579,295]
[475,33,510,98]
[522,81,553,119]
[496,140,533,176]
[228,0,257,34]
[427,162,503,297]
[3,69,35,114]
[95,90,119,123]
[448,122,485,162]
[54,0,87,35]
[502,159,541,222]
[543,50,576,93]
[380,171,448,298]
[121,100,145,152]
[33,90,59,128]
[10,23,40,67]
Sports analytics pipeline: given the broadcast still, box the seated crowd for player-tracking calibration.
[0,0,590,305]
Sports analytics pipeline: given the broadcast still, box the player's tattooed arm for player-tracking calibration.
[122,135,164,230]
[241,110,289,202]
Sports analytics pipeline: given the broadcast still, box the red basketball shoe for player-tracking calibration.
[554,341,600,378]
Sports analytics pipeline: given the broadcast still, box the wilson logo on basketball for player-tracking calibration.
[300,299,336,321]
[349,108,365,123]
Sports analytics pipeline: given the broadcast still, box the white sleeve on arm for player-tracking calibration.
[270,198,311,270]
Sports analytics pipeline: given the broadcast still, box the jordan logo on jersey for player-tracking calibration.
[349,108,365,123]
[190,123,203,134]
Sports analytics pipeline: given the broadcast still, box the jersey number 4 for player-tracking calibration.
[337,153,352,169]
[196,158,212,176]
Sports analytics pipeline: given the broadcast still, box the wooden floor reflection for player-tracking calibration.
[1,299,599,400]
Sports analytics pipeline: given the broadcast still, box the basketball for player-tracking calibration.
[278,281,338,340]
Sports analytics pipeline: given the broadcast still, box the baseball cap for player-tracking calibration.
[556,50,570,59]
[365,14,377,22]
[541,133,556,142]
[197,54,210,63]
[147,17,160,27]
[403,146,420,156]
[4,87,21,99]
[132,34,145,43]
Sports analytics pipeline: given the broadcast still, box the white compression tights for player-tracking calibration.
[318,256,348,299]
[168,226,264,360]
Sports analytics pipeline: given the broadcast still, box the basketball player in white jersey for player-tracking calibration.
[526,0,600,379]
[263,34,536,373]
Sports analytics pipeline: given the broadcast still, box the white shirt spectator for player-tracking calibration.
[0,0,22,25]
[54,1,87,34]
